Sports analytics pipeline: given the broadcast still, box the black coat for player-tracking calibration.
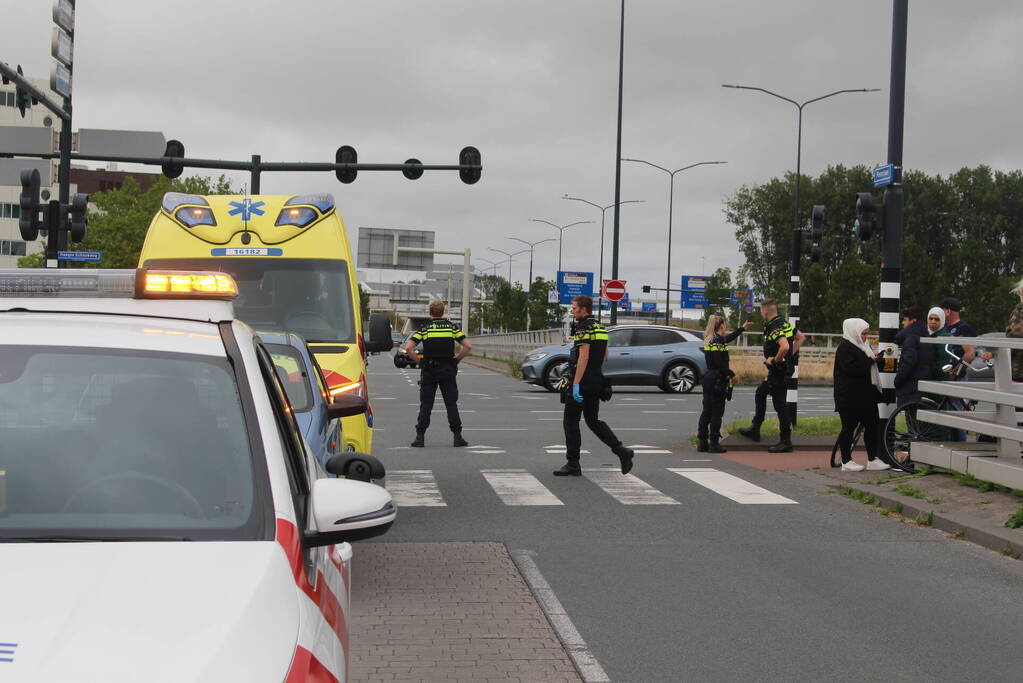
[894,319,936,398]
[833,340,881,412]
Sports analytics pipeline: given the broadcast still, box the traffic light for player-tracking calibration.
[809,204,824,262]
[69,193,89,243]
[854,192,880,240]
[11,65,33,118]
[641,285,651,293]
[161,140,185,179]
[336,145,357,183]
[18,168,41,241]
[402,158,424,180]
[459,146,481,184]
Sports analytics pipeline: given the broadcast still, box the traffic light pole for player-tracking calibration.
[877,0,908,461]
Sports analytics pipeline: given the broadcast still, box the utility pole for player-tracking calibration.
[877,0,908,460]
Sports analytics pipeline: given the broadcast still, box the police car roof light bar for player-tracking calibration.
[0,269,238,300]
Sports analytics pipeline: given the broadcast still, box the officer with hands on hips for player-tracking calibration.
[554,295,634,477]
[407,300,471,448]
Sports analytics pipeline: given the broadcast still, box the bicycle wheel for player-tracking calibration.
[883,399,947,467]
[830,422,864,468]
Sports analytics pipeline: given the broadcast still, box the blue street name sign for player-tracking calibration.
[57,250,101,262]
[873,163,894,188]
[557,270,593,305]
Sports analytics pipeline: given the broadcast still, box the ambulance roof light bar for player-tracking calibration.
[0,269,238,300]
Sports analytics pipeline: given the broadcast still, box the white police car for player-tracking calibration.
[0,269,395,683]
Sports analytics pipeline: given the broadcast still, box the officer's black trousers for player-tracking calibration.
[415,362,461,433]
[752,372,791,440]
[697,371,727,440]
[563,392,621,466]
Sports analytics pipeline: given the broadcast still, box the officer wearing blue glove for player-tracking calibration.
[554,295,634,476]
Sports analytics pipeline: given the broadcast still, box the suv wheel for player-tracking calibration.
[543,361,570,393]
[393,354,405,368]
[661,362,697,393]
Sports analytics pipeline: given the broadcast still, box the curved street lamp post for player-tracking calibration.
[722,83,880,424]
[507,236,557,289]
[620,159,726,325]
[561,195,644,321]
[488,247,529,284]
[528,219,594,275]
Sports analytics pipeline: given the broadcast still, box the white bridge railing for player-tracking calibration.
[914,336,1023,489]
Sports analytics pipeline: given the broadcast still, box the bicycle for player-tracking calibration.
[881,345,990,470]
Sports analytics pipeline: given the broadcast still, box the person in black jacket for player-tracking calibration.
[697,315,753,453]
[834,318,887,471]
[894,305,937,404]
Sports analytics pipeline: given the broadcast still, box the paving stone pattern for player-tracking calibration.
[350,542,582,683]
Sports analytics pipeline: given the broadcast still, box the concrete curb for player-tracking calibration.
[826,479,1023,559]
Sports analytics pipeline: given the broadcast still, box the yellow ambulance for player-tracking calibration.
[138,192,391,454]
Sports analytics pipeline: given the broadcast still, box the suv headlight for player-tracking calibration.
[526,352,548,362]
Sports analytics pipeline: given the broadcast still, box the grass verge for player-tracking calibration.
[1006,505,1023,530]
[724,415,843,437]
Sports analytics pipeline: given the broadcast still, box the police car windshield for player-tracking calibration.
[0,346,262,541]
[144,258,356,343]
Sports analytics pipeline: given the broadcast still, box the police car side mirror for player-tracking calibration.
[305,478,396,547]
[328,393,368,419]
[365,313,393,353]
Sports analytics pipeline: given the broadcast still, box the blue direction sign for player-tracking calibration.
[681,275,710,291]
[873,163,894,188]
[57,250,101,262]
[557,270,593,305]
[681,291,707,309]
[641,302,657,313]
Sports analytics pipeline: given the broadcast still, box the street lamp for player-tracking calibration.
[476,257,507,277]
[528,219,594,274]
[723,83,880,424]
[621,158,726,325]
[488,247,529,284]
[562,195,644,321]
[507,236,557,290]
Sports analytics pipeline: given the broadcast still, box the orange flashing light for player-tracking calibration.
[329,381,363,397]
[139,270,238,299]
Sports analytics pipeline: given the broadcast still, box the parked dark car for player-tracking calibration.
[393,331,421,368]
[259,332,384,481]
[521,324,708,393]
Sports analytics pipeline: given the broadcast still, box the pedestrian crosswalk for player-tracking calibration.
[384,467,798,508]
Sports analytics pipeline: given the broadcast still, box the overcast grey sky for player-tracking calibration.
[6,1,1022,294]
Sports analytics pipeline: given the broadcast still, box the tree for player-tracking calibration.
[19,174,237,269]
[526,277,561,329]
[358,283,370,322]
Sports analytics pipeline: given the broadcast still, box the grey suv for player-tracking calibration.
[521,325,708,393]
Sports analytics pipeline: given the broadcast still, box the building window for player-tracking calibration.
[0,203,22,219]
[0,241,27,256]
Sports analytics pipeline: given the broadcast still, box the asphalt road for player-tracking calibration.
[363,353,1023,682]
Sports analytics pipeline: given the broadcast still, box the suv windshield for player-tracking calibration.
[144,258,356,343]
[0,346,262,541]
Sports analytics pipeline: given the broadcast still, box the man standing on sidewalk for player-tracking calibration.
[407,300,472,448]
[553,295,634,477]
[739,298,805,453]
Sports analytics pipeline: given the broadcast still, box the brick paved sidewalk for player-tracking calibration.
[350,542,582,683]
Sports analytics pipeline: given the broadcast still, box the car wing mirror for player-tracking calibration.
[365,313,393,353]
[328,393,368,419]
[304,478,395,546]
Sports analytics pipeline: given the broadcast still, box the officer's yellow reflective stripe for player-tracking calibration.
[704,344,728,351]
[766,324,795,341]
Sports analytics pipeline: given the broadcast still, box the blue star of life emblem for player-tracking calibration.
[227,198,266,221]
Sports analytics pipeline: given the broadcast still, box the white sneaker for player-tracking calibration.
[866,459,891,471]
[841,460,865,472]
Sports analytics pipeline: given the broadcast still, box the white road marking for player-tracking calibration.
[625,443,672,454]
[482,469,563,506]
[513,395,548,400]
[545,448,590,454]
[538,418,561,421]
[582,468,679,505]
[469,445,506,454]
[510,551,611,683]
[463,428,530,431]
[530,410,564,413]
[643,410,698,414]
[374,397,396,400]
[669,468,798,505]
[386,470,446,507]
[621,403,671,406]
[615,428,667,431]
[682,459,713,462]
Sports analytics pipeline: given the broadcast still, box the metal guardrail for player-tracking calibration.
[916,336,1023,488]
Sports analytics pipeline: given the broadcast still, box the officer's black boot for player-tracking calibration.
[738,424,761,442]
[767,440,793,453]
[696,437,709,453]
[613,444,634,475]
[708,437,727,454]
[452,431,468,447]
[410,431,425,448]
[553,463,582,476]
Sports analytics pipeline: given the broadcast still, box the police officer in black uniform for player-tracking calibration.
[407,300,472,448]
[697,315,754,453]
[739,298,804,452]
[554,295,634,476]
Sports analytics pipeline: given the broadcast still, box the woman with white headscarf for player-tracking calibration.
[833,318,886,471]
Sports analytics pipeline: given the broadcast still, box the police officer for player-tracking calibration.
[697,314,754,453]
[554,295,634,476]
[739,298,804,452]
[407,300,472,448]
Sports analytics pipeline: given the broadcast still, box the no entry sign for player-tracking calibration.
[602,279,627,302]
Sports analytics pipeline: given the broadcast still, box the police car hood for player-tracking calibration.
[0,541,299,683]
